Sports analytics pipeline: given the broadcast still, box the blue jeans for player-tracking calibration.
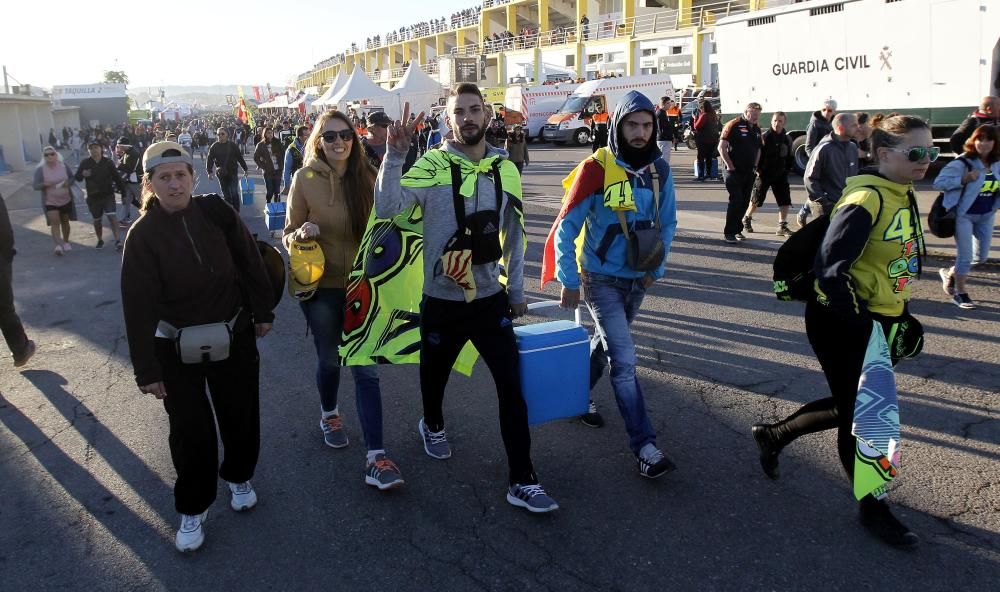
[300,288,383,450]
[218,176,241,212]
[953,211,996,275]
[583,272,657,454]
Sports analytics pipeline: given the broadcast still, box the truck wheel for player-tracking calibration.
[791,135,808,175]
[574,128,592,146]
[686,136,698,151]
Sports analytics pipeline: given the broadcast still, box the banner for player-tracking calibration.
[253,86,262,102]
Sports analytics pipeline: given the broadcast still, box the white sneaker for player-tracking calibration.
[54,245,63,256]
[175,510,208,552]
[228,480,257,511]
[62,242,72,252]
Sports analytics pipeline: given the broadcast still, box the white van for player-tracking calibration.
[504,83,580,142]
[715,0,1000,171]
[542,74,675,145]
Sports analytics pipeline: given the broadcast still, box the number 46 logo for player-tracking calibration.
[883,209,915,244]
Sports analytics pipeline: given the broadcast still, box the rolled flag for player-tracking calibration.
[852,321,901,500]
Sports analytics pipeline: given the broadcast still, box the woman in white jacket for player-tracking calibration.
[934,125,1000,309]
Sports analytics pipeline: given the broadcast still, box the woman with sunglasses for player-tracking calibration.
[32,146,79,255]
[934,125,1000,309]
[283,110,402,490]
[752,115,934,548]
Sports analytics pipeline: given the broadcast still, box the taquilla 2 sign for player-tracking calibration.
[772,54,875,76]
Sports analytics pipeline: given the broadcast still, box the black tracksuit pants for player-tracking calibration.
[0,255,28,359]
[157,323,261,515]
[723,169,755,236]
[419,291,537,485]
[773,300,899,479]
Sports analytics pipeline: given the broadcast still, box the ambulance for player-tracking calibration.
[542,74,674,145]
[715,0,1000,172]
[503,83,581,142]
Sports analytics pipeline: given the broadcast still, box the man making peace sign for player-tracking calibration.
[374,86,558,514]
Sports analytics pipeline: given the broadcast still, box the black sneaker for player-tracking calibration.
[635,445,677,479]
[580,400,604,428]
[751,424,781,479]
[953,293,976,309]
[775,222,792,237]
[13,340,36,368]
[735,233,747,241]
[723,235,739,244]
[96,239,105,249]
[742,216,754,233]
[859,498,919,548]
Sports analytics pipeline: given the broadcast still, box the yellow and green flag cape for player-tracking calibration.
[339,148,524,374]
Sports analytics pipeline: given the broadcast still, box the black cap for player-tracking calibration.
[87,139,101,147]
[117,136,131,146]
[366,111,393,127]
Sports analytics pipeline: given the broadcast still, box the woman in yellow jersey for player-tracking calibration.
[751,115,933,548]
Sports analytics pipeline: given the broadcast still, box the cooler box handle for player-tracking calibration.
[526,300,582,325]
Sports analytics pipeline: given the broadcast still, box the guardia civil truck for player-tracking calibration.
[715,0,999,173]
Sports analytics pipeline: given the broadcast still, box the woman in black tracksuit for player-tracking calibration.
[751,115,935,548]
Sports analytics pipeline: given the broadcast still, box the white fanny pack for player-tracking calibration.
[156,309,242,364]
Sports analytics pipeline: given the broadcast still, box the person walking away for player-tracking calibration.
[718,102,763,243]
[544,90,679,479]
[282,126,309,197]
[693,101,720,181]
[207,128,249,211]
[751,115,934,548]
[375,90,558,513]
[803,113,860,218]
[655,97,676,164]
[253,127,284,204]
[797,99,838,227]
[504,125,529,173]
[949,96,999,155]
[115,138,142,224]
[121,142,275,552]
[743,111,794,236]
[33,147,78,255]
[934,124,1000,308]
[76,140,126,249]
[283,111,403,490]
[195,129,209,160]
[0,191,35,367]
[69,131,84,165]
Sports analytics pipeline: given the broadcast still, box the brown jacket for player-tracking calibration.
[121,195,275,385]
[282,157,363,289]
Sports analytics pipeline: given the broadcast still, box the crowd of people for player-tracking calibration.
[5,76,996,557]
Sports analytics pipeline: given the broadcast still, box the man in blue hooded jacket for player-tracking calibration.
[542,91,679,479]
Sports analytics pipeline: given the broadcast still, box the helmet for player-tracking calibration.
[287,239,325,300]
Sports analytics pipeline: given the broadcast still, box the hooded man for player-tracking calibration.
[541,90,679,479]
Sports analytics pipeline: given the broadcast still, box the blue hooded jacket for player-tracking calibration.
[554,91,678,288]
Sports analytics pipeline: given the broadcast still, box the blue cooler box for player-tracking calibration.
[240,178,255,205]
[694,158,719,179]
[514,320,590,425]
[265,202,286,231]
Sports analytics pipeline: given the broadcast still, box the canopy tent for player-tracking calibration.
[289,93,315,113]
[259,95,289,111]
[327,66,397,118]
[389,64,445,115]
[313,73,346,111]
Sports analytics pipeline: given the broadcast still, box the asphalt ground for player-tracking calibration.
[0,144,997,591]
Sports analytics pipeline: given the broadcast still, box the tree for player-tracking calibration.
[104,70,129,86]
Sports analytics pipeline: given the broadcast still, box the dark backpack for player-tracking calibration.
[773,187,883,301]
[927,157,972,239]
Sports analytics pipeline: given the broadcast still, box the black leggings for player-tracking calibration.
[419,291,536,485]
[774,300,897,479]
[695,140,717,178]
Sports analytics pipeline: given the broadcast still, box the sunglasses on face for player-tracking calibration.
[321,130,354,143]
[44,152,56,156]
[887,146,940,162]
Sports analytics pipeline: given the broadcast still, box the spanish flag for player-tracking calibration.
[539,147,636,289]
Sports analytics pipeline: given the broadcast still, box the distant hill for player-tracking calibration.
[129,85,273,107]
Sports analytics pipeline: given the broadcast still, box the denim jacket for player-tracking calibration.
[933,157,1000,217]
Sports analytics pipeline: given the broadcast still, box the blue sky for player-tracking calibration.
[2,0,478,89]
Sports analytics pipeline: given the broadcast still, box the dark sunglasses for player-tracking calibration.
[44,152,57,156]
[321,130,354,143]
[887,146,940,162]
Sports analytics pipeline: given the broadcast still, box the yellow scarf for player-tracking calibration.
[560,147,636,212]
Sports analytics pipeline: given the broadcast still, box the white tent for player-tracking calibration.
[328,66,397,118]
[314,73,346,111]
[289,93,314,112]
[260,95,289,111]
[390,64,445,115]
